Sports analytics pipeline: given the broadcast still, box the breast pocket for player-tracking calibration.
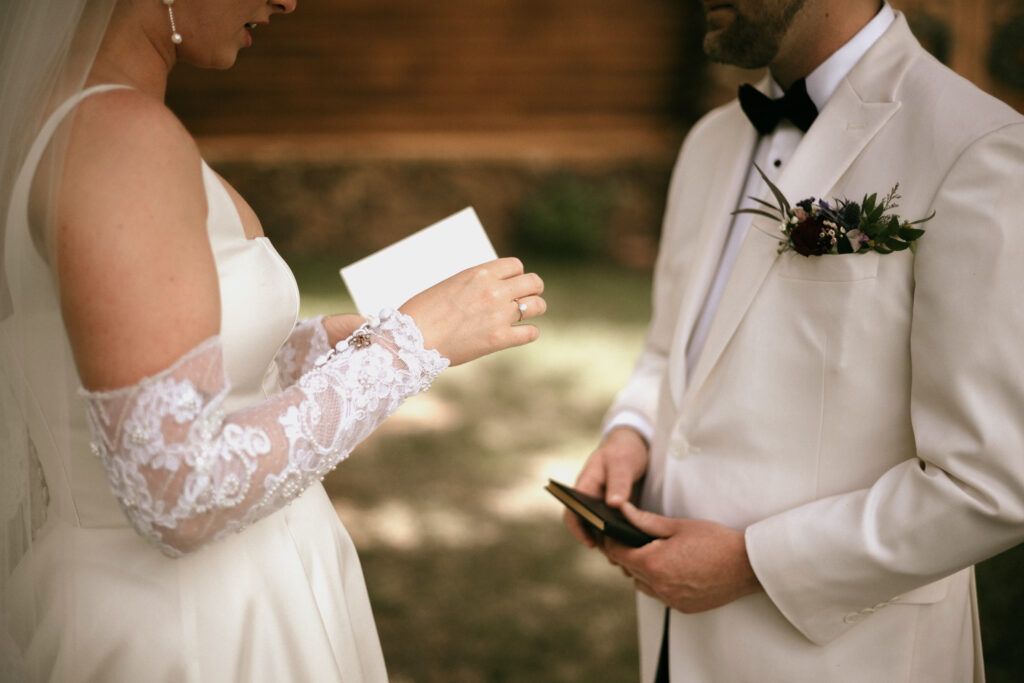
[777,251,880,282]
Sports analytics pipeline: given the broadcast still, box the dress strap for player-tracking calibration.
[10,84,132,218]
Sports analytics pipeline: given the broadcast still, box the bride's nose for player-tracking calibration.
[272,0,297,15]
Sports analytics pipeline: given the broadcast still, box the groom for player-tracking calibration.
[566,0,1024,681]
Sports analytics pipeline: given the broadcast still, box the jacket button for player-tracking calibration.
[669,440,689,459]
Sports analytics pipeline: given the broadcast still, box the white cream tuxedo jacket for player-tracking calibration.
[608,13,1024,683]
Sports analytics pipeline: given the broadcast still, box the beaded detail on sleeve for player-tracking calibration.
[81,309,448,557]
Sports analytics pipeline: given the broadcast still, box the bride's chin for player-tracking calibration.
[181,50,241,71]
[214,54,241,70]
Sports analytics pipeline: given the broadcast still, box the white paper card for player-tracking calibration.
[340,207,498,316]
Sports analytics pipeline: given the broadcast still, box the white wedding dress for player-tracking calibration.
[1,85,444,682]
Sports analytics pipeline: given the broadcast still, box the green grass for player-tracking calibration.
[289,254,1024,683]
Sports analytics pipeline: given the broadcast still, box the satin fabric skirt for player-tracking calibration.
[4,484,387,683]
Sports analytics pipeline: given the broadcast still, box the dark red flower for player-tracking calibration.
[789,215,828,256]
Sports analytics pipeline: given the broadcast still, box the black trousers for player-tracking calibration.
[654,608,670,683]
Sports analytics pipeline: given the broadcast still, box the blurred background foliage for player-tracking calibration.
[514,175,613,259]
[168,0,1023,679]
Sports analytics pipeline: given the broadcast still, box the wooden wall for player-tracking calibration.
[167,0,705,137]
[899,0,1023,112]
[167,0,1023,141]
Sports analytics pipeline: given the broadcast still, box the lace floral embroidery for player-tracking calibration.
[274,316,332,387]
[83,309,447,556]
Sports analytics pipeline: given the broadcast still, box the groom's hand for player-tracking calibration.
[603,503,763,613]
[565,427,649,548]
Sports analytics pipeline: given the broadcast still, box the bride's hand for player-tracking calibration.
[399,257,545,366]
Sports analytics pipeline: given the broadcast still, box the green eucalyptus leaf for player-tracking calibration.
[750,196,784,212]
[873,215,896,240]
[868,204,886,224]
[910,210,936,225]
[898,226,926,241]
[887,215,901,233]
[753,163,791,214]
[733,208,784,221]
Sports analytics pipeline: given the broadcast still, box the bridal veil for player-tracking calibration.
[0,1,117,679]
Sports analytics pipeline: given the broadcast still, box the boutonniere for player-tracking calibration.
[735,165,934,256]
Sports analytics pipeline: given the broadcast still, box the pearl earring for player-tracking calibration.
[163,0,182,45]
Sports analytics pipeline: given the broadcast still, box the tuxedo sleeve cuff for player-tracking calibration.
[602,410,654,445]
[745,514,854,645]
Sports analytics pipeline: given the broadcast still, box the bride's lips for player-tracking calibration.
[242,21,265,47]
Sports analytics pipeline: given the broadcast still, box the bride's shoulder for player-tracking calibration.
[61,88,207,222]
[67,88,202,184]
[75,87,191,141]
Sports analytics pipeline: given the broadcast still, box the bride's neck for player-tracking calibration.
[87,6,174,100]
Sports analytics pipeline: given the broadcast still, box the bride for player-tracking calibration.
[0,0,546,680]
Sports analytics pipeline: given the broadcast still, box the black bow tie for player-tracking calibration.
[738,79,818,134]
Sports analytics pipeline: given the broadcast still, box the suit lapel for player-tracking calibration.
[680,76,900,407]
[667,110,757,406]
[774,79,901,211]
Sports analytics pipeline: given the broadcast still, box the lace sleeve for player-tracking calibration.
[81,309,448,557]
[274,316,331,388]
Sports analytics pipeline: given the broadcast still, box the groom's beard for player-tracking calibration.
[702,0,807,69]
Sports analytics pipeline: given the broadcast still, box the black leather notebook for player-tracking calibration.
[545,479,655,547]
